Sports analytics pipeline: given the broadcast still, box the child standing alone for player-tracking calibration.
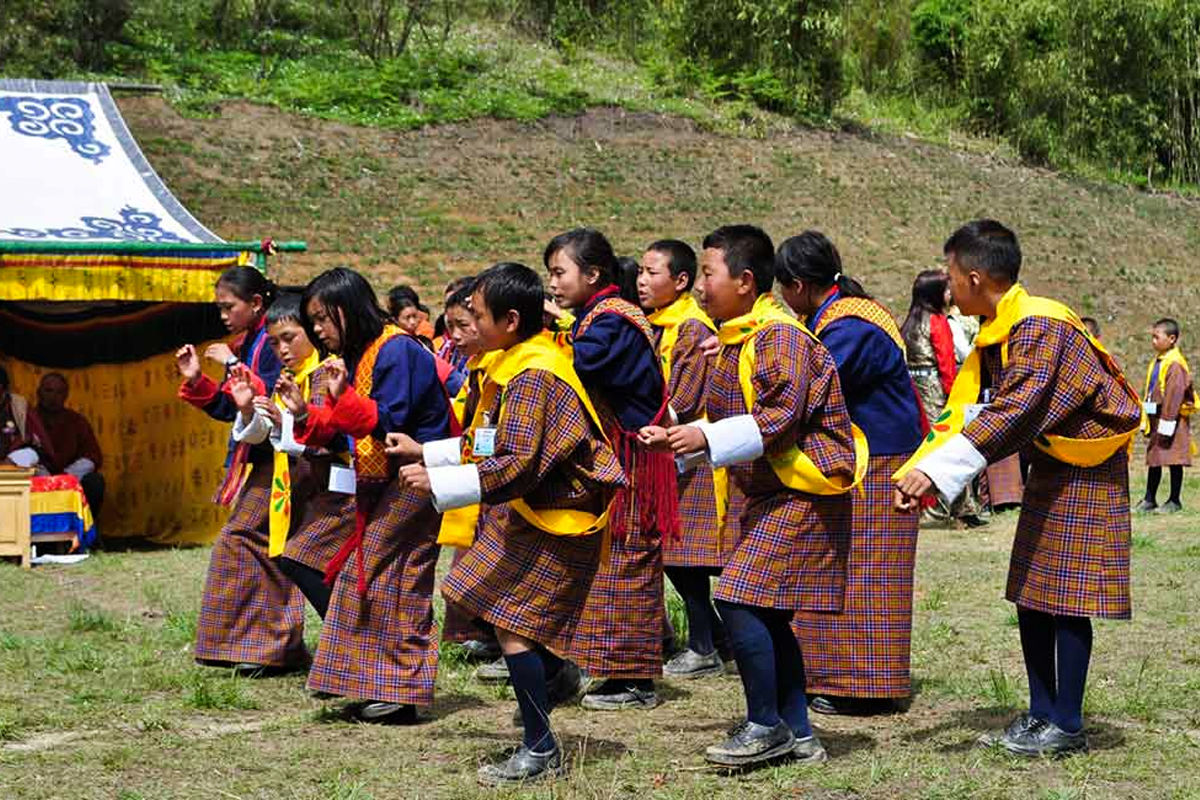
[1136,318,1195,514]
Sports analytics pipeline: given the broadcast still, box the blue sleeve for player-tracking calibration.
[820,318,893,397]
[573,313,665,430]
[445,366,467,400]
[200,342,284,423]
[370,337,451,444]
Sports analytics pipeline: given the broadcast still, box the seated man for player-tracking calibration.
[35,373,105,517]
[1,365,48,467]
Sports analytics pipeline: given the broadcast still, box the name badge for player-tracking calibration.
[1144,401,1159,416]
[472,428,497,458]
[329,465,357,494]
[963,403,988,426]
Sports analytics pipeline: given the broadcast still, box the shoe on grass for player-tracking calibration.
[461,638,502,662]
[1133,499,1158,513]
[477,744,565,786]
[791,734,828,763]
[1157,500,1183,514]
[664,648,724,680]
[475,656,510,683]
[580,681,659,711]
[356,702,417,724]
[704,720,794,767]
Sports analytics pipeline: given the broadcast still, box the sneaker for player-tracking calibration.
[355,702,417,724]
[791,734,828,763]
[477,743,565,786]
[1157,500,1183,514]
[581,681,660,711]
[664,648,724,680]
[475,656,510,683]
[461,638,502,662]
[1133,499,1158,514]
[704,720,795,766]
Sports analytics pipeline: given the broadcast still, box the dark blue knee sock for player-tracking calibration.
[763,610,812,738]
[505,650,554,752]
[1053,615,1093,734]
[716,600,781,728]
[667,567,718,655]
[1017,606,1056,721]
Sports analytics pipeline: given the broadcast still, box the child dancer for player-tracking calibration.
[635,239,734,679]
[177,266,309,676]
[668,225,861,766]
[545,228,675,711]
[229,293,355,618]
[400,262,625,784]
[287,267,451,723]
[774,231,924,715]
[894,219,1142,756]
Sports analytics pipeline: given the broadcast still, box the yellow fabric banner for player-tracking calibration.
[5,343,232,545]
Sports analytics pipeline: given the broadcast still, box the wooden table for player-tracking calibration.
[0,466,34,569]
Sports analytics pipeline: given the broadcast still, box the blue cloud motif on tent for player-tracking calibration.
[1,206,188,243]
[0,95,111,164]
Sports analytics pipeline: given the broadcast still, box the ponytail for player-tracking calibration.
[775,231,871,300]
[216,266,277,309]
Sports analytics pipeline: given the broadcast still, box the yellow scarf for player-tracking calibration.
[717,294,869,495]
[437,331,615,548]
[1142,346,1195,433]
[894,283,1142,480]
[647,293,731,533]
[268,349,324,558]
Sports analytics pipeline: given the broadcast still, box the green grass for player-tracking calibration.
[1,480,1198,798]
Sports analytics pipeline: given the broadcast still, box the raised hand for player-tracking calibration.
[228,364,257,412]
[252,395,282,427]
[325,358,348,399]
[175,344,201,383]
[275,371,306,416]
[204,342,235,366]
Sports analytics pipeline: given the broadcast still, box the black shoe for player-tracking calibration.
[808,695,897,716]
[977,712,1039,747]
[581,681,659,711]
[704,720,795,766]
[475,656,510,683]
[979,714,1088,757]
[1157,500,1183,514]
[461,638,502,662]
[355,702,418,724]
[1134,499,1158,514]
[477,744,565,786]
[664,648,725,680]
[791,734,828,763]
[960,514,989,528]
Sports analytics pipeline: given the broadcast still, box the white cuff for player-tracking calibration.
[915,433,988,505]
[700,415,764,469]
[232,411,272,445]
[65,458,96,478]
[6,447,39,468]
[424,437,464,468]
[667,404,680,426]
[428,464,481,512]
[1158,419,1178,437]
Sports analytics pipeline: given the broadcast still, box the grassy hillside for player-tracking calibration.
[121,94,1200,368]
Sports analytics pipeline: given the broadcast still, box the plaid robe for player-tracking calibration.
[982,454,1024,507]
[306,479,442,704]
[708,321,855,611]
[792,452,918,697]
[442,369,625,655]
[1146,362,1194,467]
[568,298,669,679]
[967,316,1141,619]
[194,462,310,667]
[656,318,737,567]
[283,363,355,572]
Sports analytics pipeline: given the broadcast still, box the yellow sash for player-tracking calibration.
[717,294,868,495]
[268,349,324,558]
[647,293,731,532]
[436,332,615,547]
[894,283,1142,479]
[1142,346,1195,433]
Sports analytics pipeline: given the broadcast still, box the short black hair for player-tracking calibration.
[445,276,473,296]
[616,256,640,306]
[543,228,618,286]
[943,219,1022,284]
[445,279,476,311]
[1155,318,1181,339]
[266,293,303,327]
[387,284,427,315]
[702,225,775,295]
[302,267,390,362]
[646,239,697,291]
[473,262,545,340]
